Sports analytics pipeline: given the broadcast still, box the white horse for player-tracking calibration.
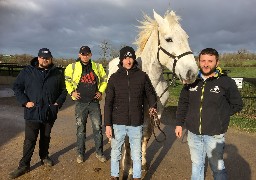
[107,10,198,179]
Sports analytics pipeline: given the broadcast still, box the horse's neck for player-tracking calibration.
[140,32,165,88]
[140,33,169,110]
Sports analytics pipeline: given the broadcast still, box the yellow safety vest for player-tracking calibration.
[64,61,107,100]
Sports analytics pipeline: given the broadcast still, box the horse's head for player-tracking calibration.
[153,10,198,84]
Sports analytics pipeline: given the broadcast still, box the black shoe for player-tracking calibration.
[110,177,119,180]
[41,156,53,167]
[9,166,30,179]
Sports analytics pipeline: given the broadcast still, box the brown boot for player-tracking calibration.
[133,178,141,180]
[110,177,119,180]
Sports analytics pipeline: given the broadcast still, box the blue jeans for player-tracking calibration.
[111,124,143,178]
[75,101,103,156]
[187,130,227,180]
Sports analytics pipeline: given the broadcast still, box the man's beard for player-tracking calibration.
[200,67,216,76]
[39,62,50,69]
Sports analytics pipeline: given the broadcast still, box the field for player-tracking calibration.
[1,55,256,133]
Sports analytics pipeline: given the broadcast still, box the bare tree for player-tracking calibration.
[99,40,110,61]
[237,49,249,54]
[109,47,119,59]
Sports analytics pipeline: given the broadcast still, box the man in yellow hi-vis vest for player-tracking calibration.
[65,46,107,164]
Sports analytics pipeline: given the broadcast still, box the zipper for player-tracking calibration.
[199,81,206,134]
[127,70,131,125]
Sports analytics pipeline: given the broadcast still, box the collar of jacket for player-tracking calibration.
[80,59,92,68]
[197,67,224,81]
[117,63,139,73]
[30,57,54,70]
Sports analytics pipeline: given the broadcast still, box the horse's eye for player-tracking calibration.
[166,38,173,42]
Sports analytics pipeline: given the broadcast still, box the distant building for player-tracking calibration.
[2,54,13,57]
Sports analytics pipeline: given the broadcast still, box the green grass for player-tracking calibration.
[166,83,183,106]
[230,115,256,133]
[223,67,256,78]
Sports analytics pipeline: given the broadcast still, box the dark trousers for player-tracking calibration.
[19,121,54,168]
[75,101,103,156]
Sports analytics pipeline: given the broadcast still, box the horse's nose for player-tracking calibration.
[186,69,192,79]
[186,69,196,80]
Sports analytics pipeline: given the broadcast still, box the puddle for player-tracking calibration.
[0,88,15,97]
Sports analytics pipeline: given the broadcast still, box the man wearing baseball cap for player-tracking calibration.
[65,45,107,164]
[10,48,67,179]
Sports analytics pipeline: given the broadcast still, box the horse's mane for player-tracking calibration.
[134,10,181,56]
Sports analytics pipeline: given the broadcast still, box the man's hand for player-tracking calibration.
[175,126,183,138]
[105,125,112,140]
[71,91,81,100]
[94,91,102,100]
[149,107,157,116]
[25,102,34,108]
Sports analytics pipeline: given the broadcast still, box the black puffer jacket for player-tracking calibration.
[13,57,67,122]
[104,64,157,126]
[176,71,243,135]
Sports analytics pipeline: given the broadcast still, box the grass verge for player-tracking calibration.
[230,115,256,133]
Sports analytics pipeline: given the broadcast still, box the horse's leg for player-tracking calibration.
[141,137,150,171]
[142,115,152,171]
[121,136,133,180]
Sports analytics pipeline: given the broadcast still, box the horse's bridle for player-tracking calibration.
[156,31,194,80]
[151,31,194,143]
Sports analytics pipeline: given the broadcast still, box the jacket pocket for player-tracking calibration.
[24,106,40,120]
[48,104,59,121]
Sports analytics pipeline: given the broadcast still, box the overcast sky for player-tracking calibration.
[0,0,255,59]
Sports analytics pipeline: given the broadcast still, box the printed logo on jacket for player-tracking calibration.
[210,86,220,93]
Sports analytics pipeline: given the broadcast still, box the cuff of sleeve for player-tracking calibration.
[70,91,74,96]
[176,121,184,126]
[104,123,112,126]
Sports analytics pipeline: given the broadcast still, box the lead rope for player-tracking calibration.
[149,79,176,143]
[149,110,166,142]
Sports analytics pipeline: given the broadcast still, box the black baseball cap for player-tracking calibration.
[38,48,53,58]
[79,46,91,55]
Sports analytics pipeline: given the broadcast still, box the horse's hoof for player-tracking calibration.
[142,164,148,171]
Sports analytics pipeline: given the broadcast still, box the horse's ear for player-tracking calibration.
[153,9,164,26]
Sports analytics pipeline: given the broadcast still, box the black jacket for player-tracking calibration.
[176,71,243,135]
[104,64,157,126]
[13,57,67,122]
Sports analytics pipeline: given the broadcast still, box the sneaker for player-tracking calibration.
[41,156,53,167]
[9,166,30,179]
[77,154,84,164]
[96,154,106,163]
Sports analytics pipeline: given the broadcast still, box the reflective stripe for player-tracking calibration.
[72,62,75,82]
[65,63,78,88]
[102,75,107,80]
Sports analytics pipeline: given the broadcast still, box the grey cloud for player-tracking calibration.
[0,0,255,58]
